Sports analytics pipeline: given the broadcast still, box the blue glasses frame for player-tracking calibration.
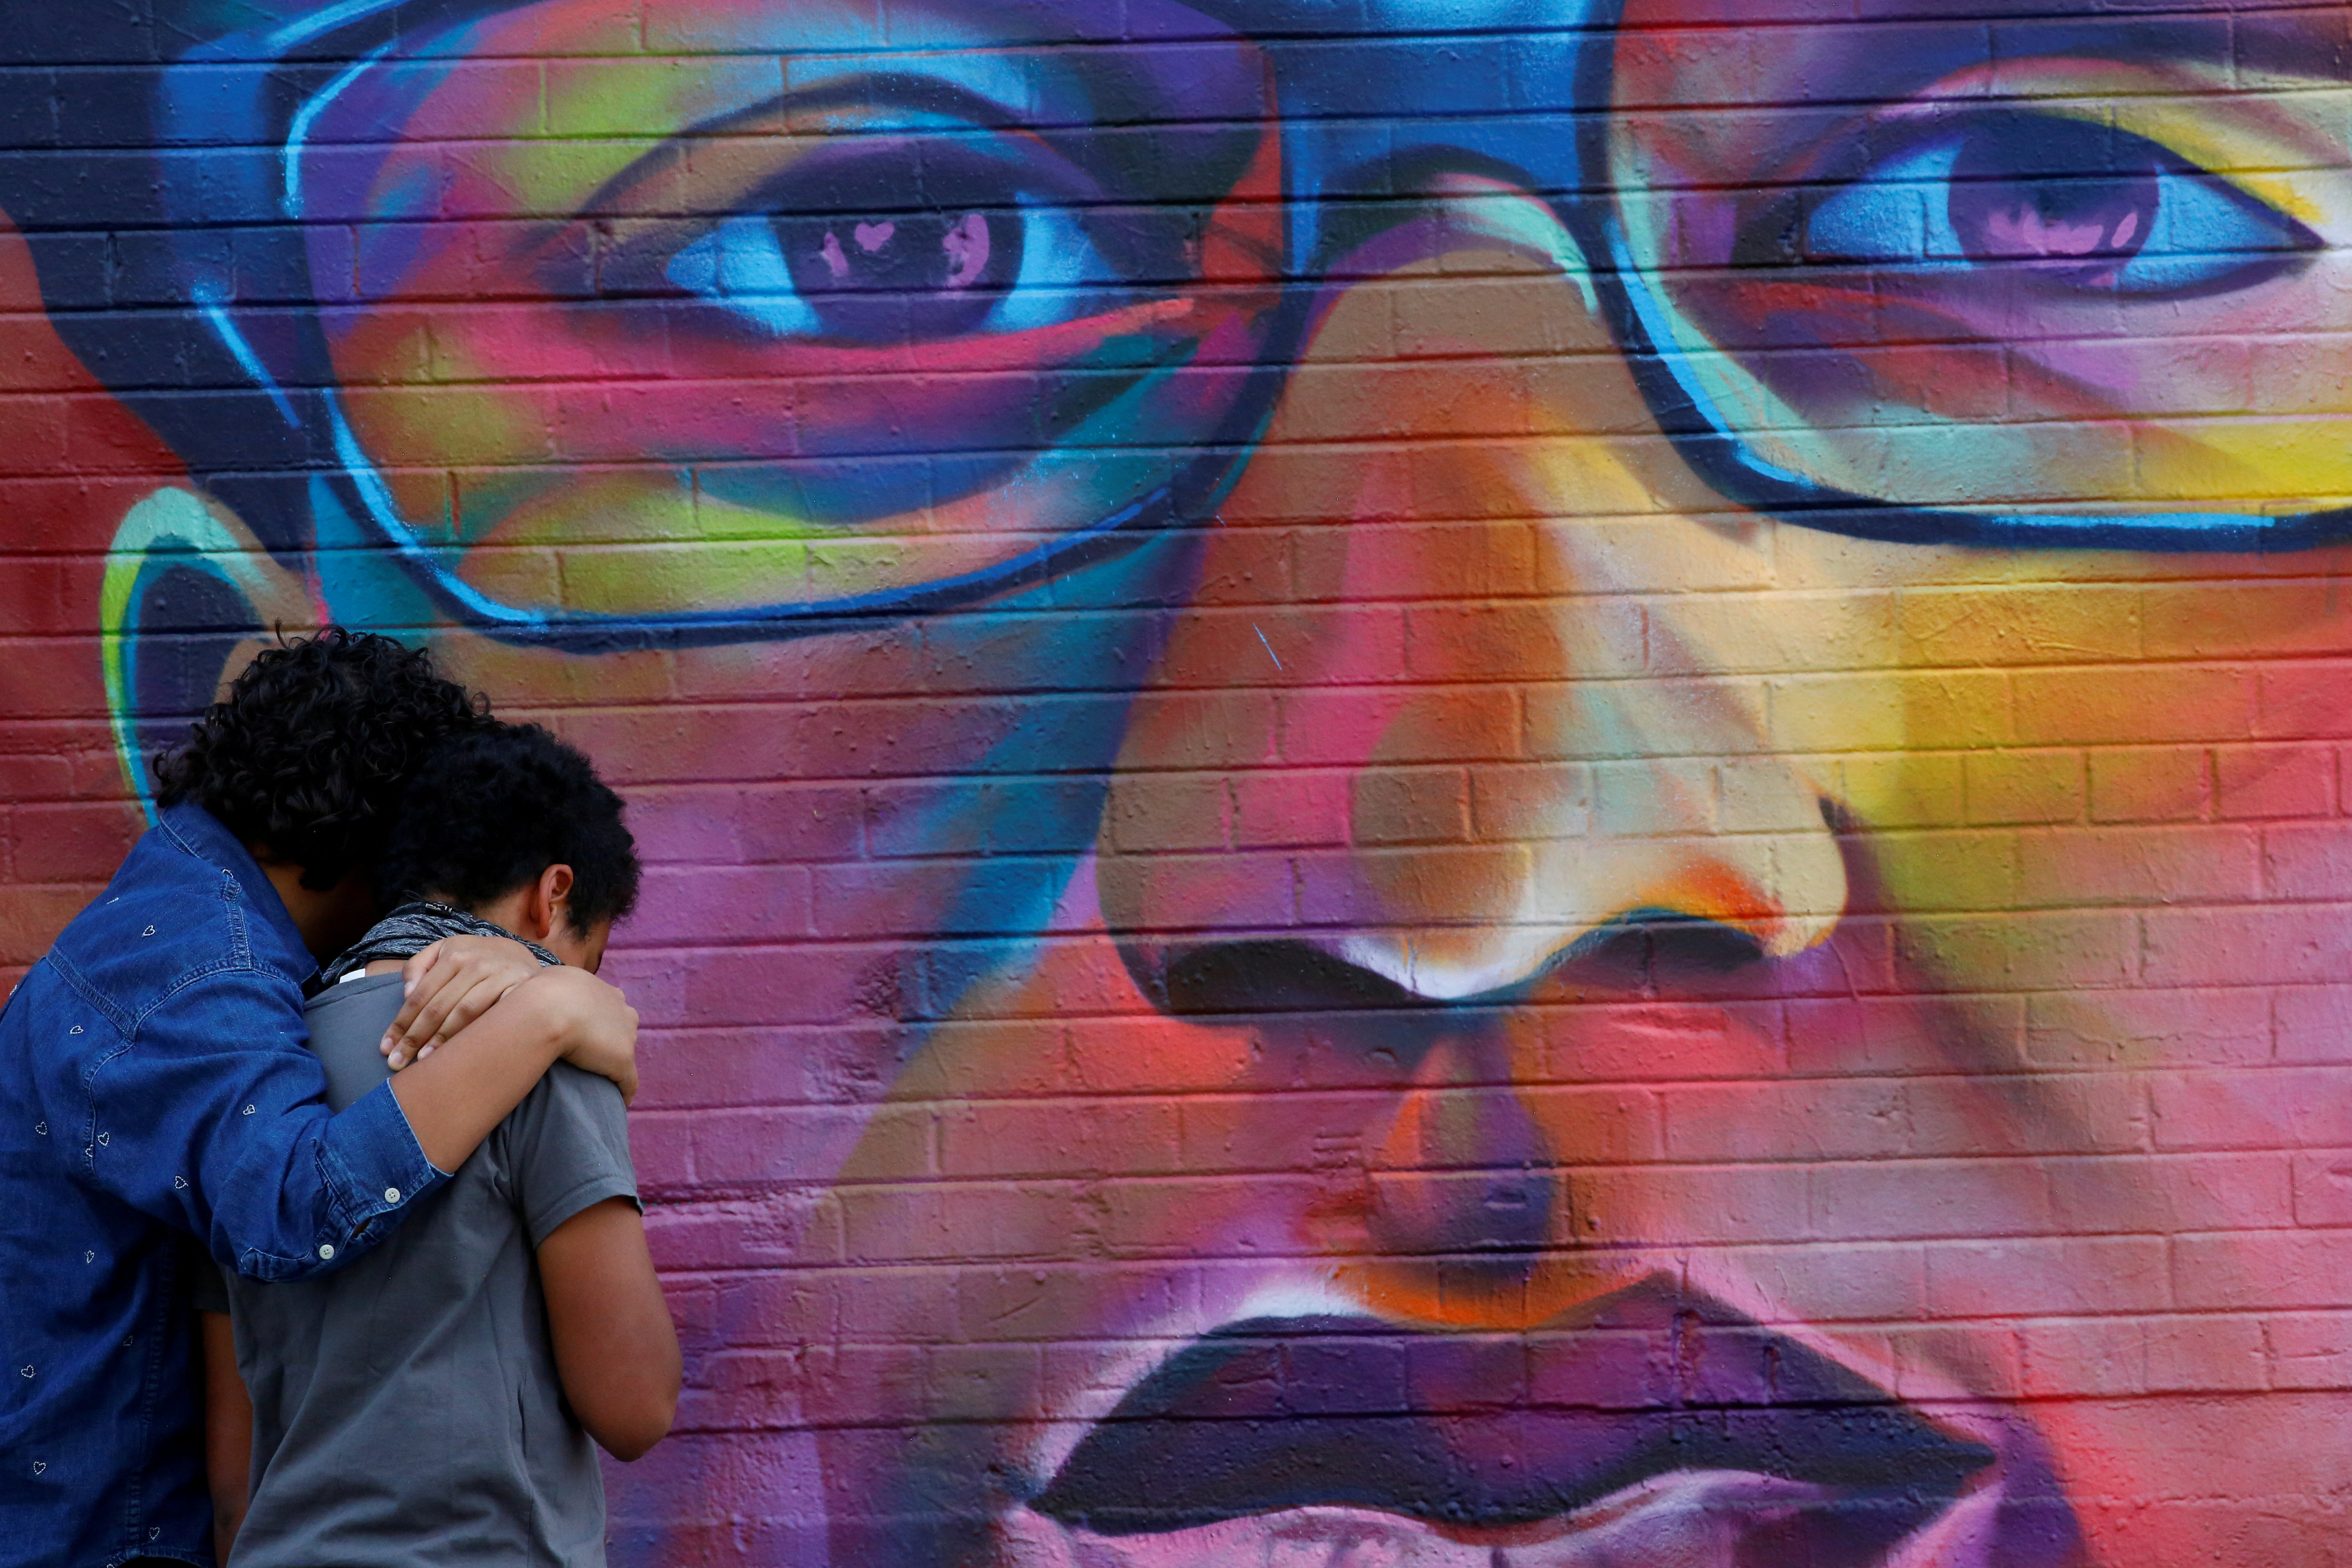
[164,0,2352,660]
[1562,3,2352,557]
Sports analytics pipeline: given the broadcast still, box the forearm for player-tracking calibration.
[387,990,566,1172]
[539,1198,680,1460]
[200,1311,250,1560]
[100,1009,443,1280]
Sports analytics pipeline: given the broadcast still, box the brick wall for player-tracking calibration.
[3,2,2350,1563]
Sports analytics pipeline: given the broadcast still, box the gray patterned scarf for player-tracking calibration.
[316,901,562,990]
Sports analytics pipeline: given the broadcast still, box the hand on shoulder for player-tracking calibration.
[379,934,543,1069]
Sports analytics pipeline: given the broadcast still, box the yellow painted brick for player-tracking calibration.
[1835,751,1966,829]
[1897,584,2141,666]
[1769,670,2013,755]
[1965,749,2087,825]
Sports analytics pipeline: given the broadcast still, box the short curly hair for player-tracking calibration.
[375,723,640,935]
[151,628,491,891]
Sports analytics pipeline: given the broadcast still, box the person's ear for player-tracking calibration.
[527,863,577,943]
[100,487,320,818]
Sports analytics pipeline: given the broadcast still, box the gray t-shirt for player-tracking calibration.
[218,972,639,1567]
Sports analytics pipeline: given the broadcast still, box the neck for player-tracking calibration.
[250,851,376,960]
[467,886,541,943]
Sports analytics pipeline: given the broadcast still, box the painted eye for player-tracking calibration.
[664,146,1109,344]
[1946,118,2158,270]
[1804,112,2317,296]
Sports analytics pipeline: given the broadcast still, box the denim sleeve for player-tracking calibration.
[83,968,449,1281]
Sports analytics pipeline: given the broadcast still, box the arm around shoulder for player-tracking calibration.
[388,964,639,1173]
[537,1196,679,1461]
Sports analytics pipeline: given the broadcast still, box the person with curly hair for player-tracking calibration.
[352,721,646,983]
[200,722,676,1564]
[0,629,642,1568]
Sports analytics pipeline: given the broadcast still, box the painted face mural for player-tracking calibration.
[4,0,2351,1562]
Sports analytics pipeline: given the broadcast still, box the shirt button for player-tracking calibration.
[317,1243,335,1261]
[383,1188,401,1204]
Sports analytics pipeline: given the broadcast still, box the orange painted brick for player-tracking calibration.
[2089,744,2211,824]
[2014,664,2258,746]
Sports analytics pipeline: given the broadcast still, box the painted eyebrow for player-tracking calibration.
[1623,6,2351,180]
[1844,0,2352,85]
[2232,11,2352,85]
[1597,5,2352,257]
[561,73,1105,229]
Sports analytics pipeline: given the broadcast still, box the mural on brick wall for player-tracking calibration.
[3,0,2351,1562]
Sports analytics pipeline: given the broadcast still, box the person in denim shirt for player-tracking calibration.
[0,629,641,1568]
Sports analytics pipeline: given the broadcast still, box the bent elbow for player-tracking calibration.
[597,1429,663,1463]
[584,1383,678,1463]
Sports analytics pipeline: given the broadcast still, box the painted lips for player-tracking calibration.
[1034,1278,2014,1566]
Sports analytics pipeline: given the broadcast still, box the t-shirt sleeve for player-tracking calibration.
[504,1062,639,1248]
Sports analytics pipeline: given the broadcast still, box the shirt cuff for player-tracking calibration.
[316,1079,452,1249]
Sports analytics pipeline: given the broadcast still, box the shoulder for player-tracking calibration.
[504,1062,637,1245]
[45,844,246,1024]
[545,1059,626,1109]
[503,1062,634,1174]
[303,972,404,1033]
[511,1061,629,1138]
[42,815,309,1033]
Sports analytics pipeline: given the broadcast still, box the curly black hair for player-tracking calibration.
[151,628,491,890]
[375,723,640,935]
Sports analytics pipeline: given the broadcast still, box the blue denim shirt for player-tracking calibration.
[0,804,448,1567]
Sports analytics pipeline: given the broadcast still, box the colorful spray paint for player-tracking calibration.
[2,2,2348,1562]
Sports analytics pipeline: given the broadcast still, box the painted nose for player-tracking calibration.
[1366,1033,1556,1263]
[1098,185,1849,1008]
